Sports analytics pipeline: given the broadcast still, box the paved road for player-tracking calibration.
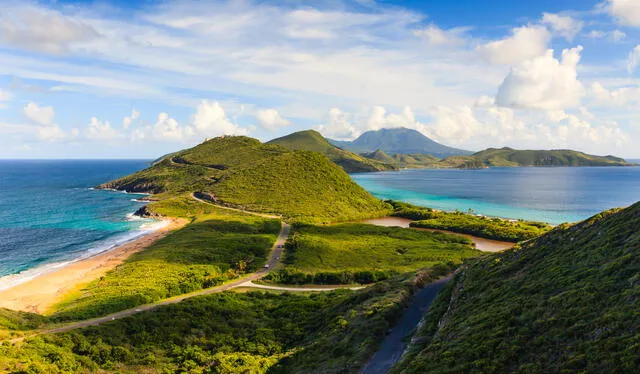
[10,221,291,342]
[360,277,452,374]
[191,192,281,219]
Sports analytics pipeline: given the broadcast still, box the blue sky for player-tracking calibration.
[1,0,639,158]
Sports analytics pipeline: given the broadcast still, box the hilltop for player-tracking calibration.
[330,128,472,158]
[267,130,395,173]
[99,136,389,222]
[393,202,640,373]
[441,147,634,168]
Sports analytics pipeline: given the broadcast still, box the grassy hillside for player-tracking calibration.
[51,203,280,321]
[439,147,635,168]
[268,130,395,173]
[99,136,390,223]
[2,276,434,374]
[361,150,441,169]
[393,202,640,373]
[265,223,481,285]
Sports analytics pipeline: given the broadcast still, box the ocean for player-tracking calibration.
[0,160,155,290]
[352,167,640,225]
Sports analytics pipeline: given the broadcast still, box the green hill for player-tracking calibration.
[267,130,395,173]
[330,128,472,158]
[440,147,634,168]
[99,136,389,223]
[361,150,440,169]
[393,202,640,373]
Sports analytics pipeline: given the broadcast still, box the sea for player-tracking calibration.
[352,166,640,225]
[0,160,156,291]
[1,161,639,292]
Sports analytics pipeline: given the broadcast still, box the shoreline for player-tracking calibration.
[358,217,514,252]
[0,218,187,315]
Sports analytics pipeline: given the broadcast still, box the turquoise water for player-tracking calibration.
[352,167,640,224]
[0,160,153,290]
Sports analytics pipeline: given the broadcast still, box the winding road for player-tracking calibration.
[8,195,351,342]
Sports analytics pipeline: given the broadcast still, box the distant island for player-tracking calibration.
[266,128,635,170]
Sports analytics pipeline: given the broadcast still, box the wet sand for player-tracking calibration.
[0,218,188,314]
[359,217,514,252]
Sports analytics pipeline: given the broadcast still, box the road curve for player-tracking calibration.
[191,192,281,219]
[9,221,291,342]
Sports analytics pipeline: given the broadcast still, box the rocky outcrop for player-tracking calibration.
[134,205,163,219]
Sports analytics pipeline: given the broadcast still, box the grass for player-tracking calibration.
[49,206,280,321]
[390,201,552,242]
[392,203,640,373]
[1,276,427,374]
[100,136,390,223]
[265,222,481,285]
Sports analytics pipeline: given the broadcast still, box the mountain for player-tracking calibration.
[362,150,440,169]
[330,128,472,158]
[267,130,395,173]
[440,147,635,168]
[393,202,640,373]
[99,136,389,222]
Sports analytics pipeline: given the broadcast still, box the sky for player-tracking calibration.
[1,0,640,158]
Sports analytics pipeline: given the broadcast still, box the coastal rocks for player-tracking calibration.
[134,205,163,219]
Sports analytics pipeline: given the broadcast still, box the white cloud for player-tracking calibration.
[122,109,140,129]
[607,0,640,27]
[86,117,123,140]
[541,13,584,41]
[317,106,428,140]
[477,25,551,65]
[587,29,626,42]
[627,45,640,73]
[0,6,99,54]
[151,112,194,142]
[413,25,468,46]
[255,109,291,131]
[24,102,54,125]
[191,100,248,137]
[496,46,584,110]
[589,82,640,107]
[426,103,629,154]
[317,108,360,140]
[21,102,78,142]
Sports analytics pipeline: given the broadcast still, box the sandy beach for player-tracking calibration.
[359,217,514,252]
[0,218,188,315]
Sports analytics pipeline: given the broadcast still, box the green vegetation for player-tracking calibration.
[439,147,635,168]
[2,276,430,374]
[268,130,395,173]
[0,309,47,340]
[265,222,481,285]
[50,206,280,321]
[390,201,552,242]
[100,136,390,223]
[393,203,640,373]
[361,150,441,169]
